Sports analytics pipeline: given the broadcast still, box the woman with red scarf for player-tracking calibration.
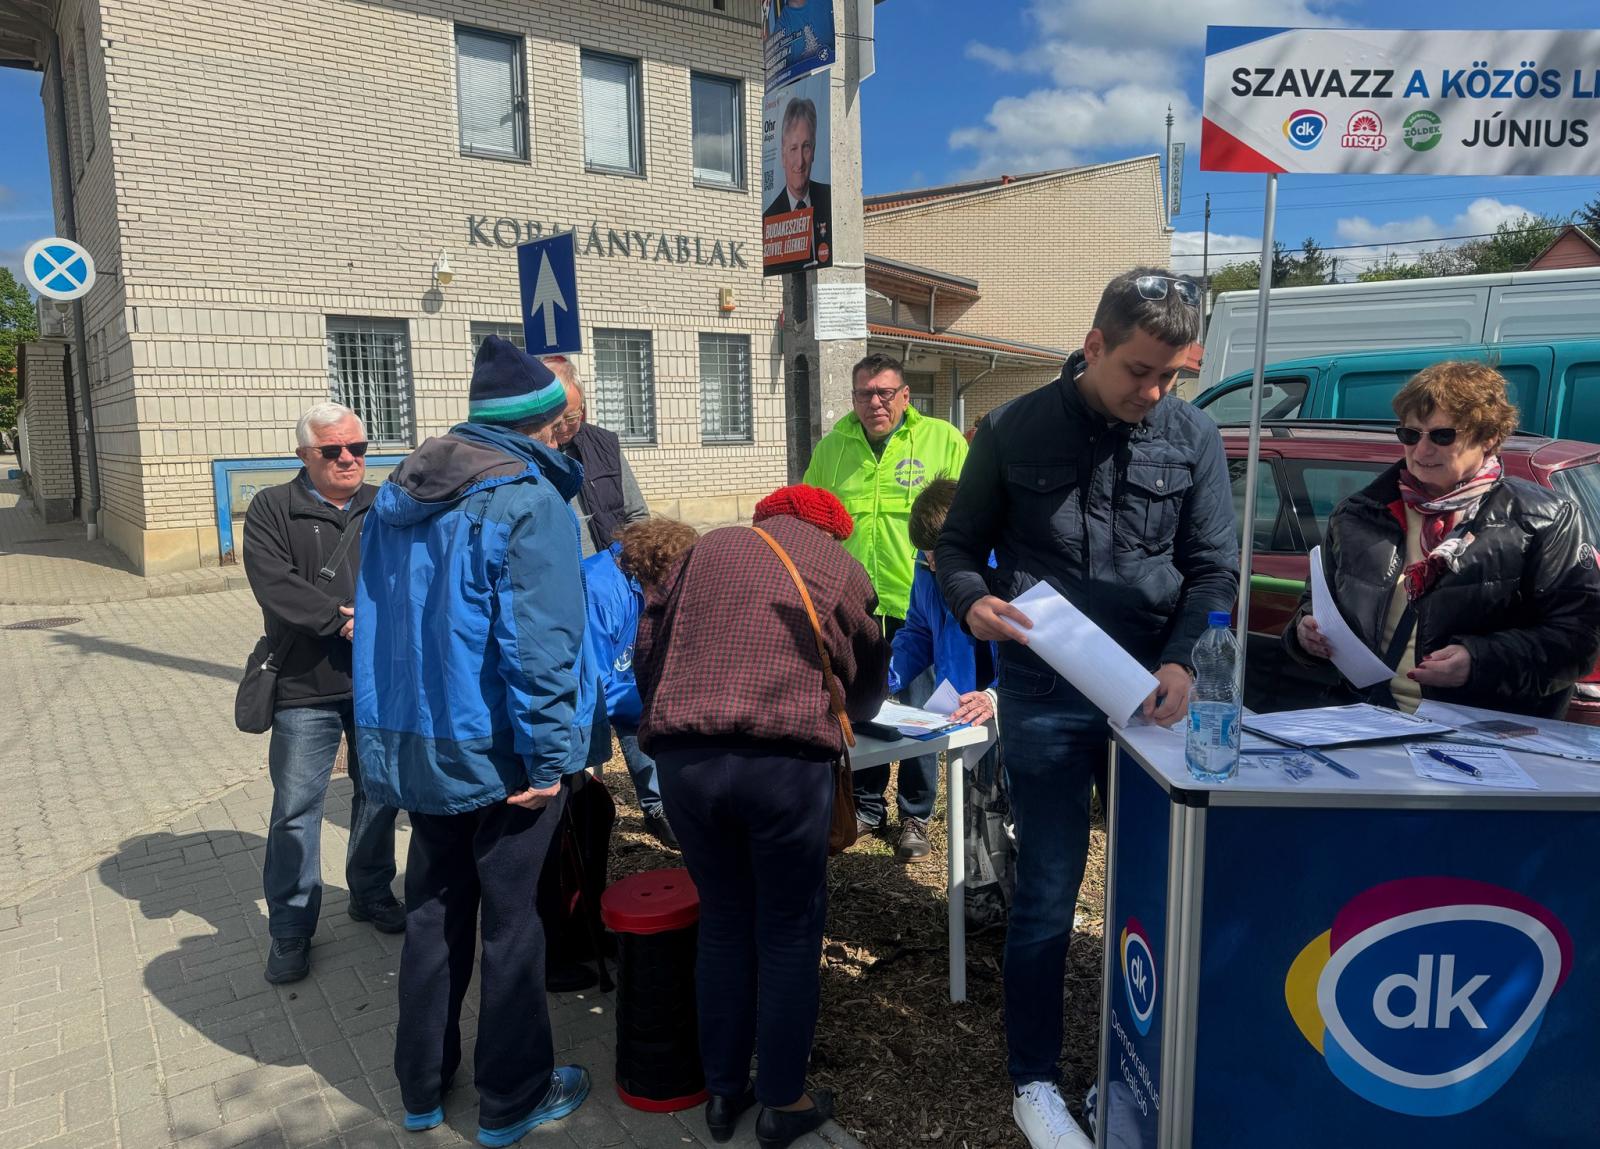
[1284,360,1600,717]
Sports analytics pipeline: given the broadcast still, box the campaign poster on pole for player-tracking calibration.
[762,0,836,88]
[1202,27,1600,176]
[762,69,833,277]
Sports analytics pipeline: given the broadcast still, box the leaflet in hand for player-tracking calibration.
[1309,546,1394,689]
[1415,700,1600,762]
[874,701,965,740]
[924,678,963,717]
[1009,582,1158,728]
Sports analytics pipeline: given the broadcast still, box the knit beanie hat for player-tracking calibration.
[753,484,854,541]
[468,335,568,427]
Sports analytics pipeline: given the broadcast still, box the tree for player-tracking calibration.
[1580,196,1600,237]
[1460,212,1570,274]
[1208,260,1261,295]
[0,268,37,436]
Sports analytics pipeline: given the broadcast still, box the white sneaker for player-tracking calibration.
[1013,1082,1095,1149]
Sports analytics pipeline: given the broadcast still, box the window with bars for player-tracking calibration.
[699,334,752,443]
[469,321,525,365]
[326,318,414,447]
[591,329,655,445]
[905,371,937,416]
[456,27,527,161]
[691,73,742,187]
[581,51,643,175]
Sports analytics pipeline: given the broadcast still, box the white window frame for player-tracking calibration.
[699,333,752,444]
[469,321,525,365]
[455,26,528,162]
[581,50,644,176]
[690,73,743,189]
[592,328,656,445]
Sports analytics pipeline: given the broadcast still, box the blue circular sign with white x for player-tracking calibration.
[24,237,96,301]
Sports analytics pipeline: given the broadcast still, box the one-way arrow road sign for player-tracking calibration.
[517,232,582,356]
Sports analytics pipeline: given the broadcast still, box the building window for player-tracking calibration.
[592,329,655,444]
[326,318,414,447]
[700,334,752,443]
[691,74,742,188]
[456,27,527,161]
[76,28,95,162]
[469,321,525,364]
[581,51,643,175]
[905,370,937,416]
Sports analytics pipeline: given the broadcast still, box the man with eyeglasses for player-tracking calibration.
[803,353,969,861]
[935,268,1238,1149]
[544,356,651,559]
[242,402,402,985]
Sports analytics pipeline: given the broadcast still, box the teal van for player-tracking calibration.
[1194,340,1600,443]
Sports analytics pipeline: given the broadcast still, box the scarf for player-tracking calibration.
[1396,456,1502,601]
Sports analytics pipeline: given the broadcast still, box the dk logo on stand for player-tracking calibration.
[1285,877,1571,1117]
[1121,917,1158,1037]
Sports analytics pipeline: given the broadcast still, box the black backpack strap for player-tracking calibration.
[316,516,362,585]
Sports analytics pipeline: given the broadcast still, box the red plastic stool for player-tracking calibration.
[600,867,708,1112]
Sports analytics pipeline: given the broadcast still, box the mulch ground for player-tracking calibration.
[604,750,1108,1149]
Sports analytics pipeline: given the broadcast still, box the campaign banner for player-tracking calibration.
[1202,27,1600,175]
[762,0,836,88]
[762,69,833,277]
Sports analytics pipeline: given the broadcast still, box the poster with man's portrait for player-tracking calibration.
[761,69,833,277]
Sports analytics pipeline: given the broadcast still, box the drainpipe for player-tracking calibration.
[951,353,1000,431]
[48,28,103,540]
[928,286,939,333]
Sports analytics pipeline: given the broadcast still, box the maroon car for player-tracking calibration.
[1223,421,1600,725]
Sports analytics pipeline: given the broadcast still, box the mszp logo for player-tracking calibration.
[1285,877,1571,1117]
[1283,109,1327,151]
[1121,917,1158,1036]
[1341,109,1388,150]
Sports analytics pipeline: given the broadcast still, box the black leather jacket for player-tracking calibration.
[1283,461,1600,717]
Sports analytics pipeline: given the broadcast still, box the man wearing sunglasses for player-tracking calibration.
[935,268,1238,1149]
[242,403,403,986]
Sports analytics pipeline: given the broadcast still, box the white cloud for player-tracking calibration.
[1170,229,1264,273]
[953,0,1350,177]
[1333,197,1539,273]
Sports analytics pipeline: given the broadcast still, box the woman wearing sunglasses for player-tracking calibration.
[1284,360,1600,718]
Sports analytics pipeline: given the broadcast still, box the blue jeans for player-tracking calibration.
[264,702,399,938]
[614,722,663,818]
[995,659,1109,1086]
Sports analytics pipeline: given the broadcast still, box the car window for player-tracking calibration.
[1201,377,1308,423]
[1556,362,1600,443]
[1281,460,1389,548]
[1335,363,1541,429]
[1550,462,1600,544]
[1228,458,1294,553]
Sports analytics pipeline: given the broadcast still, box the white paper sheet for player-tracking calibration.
[1406,741,1540,790]
[1309,545,1395,689]
[925,678,962,717]
[874,700,963,739]
[1242,703,1453,748]
[1010,582,1159,727]
[1415,700,1600,762]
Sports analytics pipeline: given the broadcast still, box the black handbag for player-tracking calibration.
[234,521,361,734]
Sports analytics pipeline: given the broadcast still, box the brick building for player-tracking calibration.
[5,0,783,572]
[862,159,1174,429]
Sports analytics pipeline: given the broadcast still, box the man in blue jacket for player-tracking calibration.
[354,336,592,1147]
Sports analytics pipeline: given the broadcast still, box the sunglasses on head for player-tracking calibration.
[1395,426,1457,447]
[1134,274,1201,307]
[312,441,369,460]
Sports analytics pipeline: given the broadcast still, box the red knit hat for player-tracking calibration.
[753,484,854,540]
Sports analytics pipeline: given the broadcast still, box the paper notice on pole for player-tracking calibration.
[814,282,868,340]
[1011,582,1158,727]
[1309,546,1394,689]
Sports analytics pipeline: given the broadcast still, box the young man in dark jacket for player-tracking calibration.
[242,403,403,986]
[935,269,1238,1149]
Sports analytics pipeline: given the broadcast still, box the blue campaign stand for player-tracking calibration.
[1099,723,1600,1147]
[517,232,582,357]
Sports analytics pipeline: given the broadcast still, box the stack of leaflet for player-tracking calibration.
[1417,700,1600,762]
[873,679,968,740]
[1241,703,1454,748]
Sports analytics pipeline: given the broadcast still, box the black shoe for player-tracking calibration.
[855,816,881,840]
[706,1084,757,1143]
[896,817,931,862]
[644,811,681,851]
[756,1090,834,1149]
[264,936,311,984]
[546,962,600,993]
[349,895,407,934]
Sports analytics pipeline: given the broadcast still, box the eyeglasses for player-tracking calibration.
[557,411,583,427]
[311,441,369,460]
[1395,426,1458,447]
[852,384,906,406]
[1134,275,1201,307]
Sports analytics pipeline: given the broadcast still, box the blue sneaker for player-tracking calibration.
[404,1106,444,1132]
[477,1067,591,1147]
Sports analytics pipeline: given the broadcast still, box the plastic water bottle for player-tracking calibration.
[1185,611,1241,781]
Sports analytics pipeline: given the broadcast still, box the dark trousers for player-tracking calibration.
[854,615,939,826]
[394,786,568,1126]
[656,747,833,1108]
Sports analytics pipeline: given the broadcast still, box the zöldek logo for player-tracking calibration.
[1285,877,1571,1117]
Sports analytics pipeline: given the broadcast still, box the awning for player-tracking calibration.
[868,323,1068,365]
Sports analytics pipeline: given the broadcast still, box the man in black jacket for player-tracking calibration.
[544,357,651,557]
[243,402,402,985]
[935,269,1238,1148]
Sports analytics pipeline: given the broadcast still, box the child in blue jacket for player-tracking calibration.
[582,519,699,850]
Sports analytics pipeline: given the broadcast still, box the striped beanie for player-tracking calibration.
[468,335,568,427]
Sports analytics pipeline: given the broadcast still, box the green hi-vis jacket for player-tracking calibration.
[802,406,969,620]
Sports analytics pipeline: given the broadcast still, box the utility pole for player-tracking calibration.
[1200,191,1211,345]
[1164,104,1174,216]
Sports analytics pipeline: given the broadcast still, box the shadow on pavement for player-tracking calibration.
[47,630,243,681]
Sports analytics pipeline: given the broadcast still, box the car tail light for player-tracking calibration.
[1576,662,1600,700]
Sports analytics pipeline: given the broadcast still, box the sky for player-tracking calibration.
[3,3,1600,285]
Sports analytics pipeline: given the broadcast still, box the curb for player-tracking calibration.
[0,568,251,606]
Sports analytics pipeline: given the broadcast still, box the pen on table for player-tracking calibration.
[1425,746,1482,778]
